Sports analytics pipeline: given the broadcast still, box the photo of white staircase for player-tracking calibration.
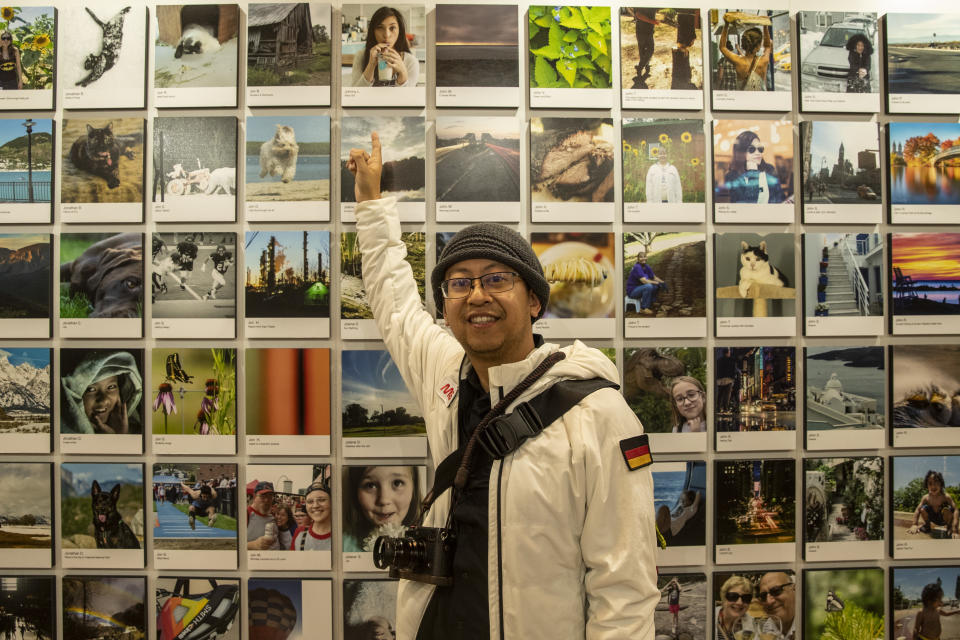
[824,246,861,316]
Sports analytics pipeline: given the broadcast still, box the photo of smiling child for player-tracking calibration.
[893,456,960,559]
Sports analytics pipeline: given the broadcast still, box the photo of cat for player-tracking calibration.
[60,119,144,206]
[154,5,239,94]
[714,232,796,322]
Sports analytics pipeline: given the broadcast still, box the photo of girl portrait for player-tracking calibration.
[341,465,423,553]
[0,7,54,93]
[623,347,707,435]
[342,5,424,88]
[713,120,794,205]
[60,349,143,435]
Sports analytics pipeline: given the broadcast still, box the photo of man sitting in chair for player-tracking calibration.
[626,250,668,315]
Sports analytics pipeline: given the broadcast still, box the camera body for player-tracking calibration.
[372,525,456,586]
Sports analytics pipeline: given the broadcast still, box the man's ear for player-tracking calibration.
[528,289,541,320]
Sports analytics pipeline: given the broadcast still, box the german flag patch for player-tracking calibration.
[620,434,652,471]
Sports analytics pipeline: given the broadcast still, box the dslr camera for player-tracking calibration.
[372,525,456,586]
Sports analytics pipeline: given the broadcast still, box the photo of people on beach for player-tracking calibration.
[436,4,517,89]
[246,115,330,203]
[620,8,701,91]
[0,119,51,206]
[890,233,960,317]
[803,568,884,640]
[655,573,706,640]
[623,347,706,435]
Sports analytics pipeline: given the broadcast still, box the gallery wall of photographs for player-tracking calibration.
[0,0,959,638]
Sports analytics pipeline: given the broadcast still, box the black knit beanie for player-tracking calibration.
[431,224,550,322]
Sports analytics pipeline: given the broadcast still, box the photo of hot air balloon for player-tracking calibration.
[156,578,240,640]
[248,578,332,640]
[62,576,145,640]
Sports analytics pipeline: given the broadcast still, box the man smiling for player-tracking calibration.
[758,571,796,640]
[349,133,658,640]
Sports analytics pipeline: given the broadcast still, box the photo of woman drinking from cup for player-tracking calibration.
[350,6,419,87]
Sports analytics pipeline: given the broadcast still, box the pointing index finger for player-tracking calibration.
[370,131,382,165]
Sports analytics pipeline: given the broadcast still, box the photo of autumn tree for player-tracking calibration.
[889,122,960,205]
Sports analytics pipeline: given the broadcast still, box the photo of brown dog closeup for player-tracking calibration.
[60,233,143,318]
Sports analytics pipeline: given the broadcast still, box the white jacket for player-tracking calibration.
[356,196,659,640]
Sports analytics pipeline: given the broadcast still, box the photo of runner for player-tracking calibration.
[152,463,238,552]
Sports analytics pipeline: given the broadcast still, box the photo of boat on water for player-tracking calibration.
[805,347,884,432]
[0,119,51,205]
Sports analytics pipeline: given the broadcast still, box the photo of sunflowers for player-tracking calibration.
[0,6,54,90]
[622,118,706,203]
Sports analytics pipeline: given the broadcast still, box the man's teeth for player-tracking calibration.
[470,316,496,324]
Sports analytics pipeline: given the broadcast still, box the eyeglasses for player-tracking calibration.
[725,592,753,604]
[674,390,703,405]
[758,583,793,601]
[746,145,765,154]
[441,271,518,299]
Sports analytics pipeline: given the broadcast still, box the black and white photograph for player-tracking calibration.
[435,116,521,222]
[803,568,884,640]
[892,456,960,560]
[249,578,333,640]
[0,347,50,454]
[435,4,518,107]
[152,116,237,222]
[620,8,703,110]
[151,232,236,339]
[0,118,52,223]
[0,7,55,111]
[801,121,882,224]
[797,12,879,113]
[804,346,885,451]
[653,461,706,566]
[62,576,145,640]
[892,345,960,448]
[0,463,52,568]
[803,233,884,336]
[708,9,791,111]
[804,457,884,562]
[342,580,397,638]
[530,118,615,223]
[890,232,960,335]
[157,578,239,640]
[712,570,797,639]
[59,4,147,109]
[59,348,143,456]
[885,13,960,114]
[714,233,796,338]
[154,4,239,107]
[0,576,55,640]
[60,462,145,569]
[0,234,51,339]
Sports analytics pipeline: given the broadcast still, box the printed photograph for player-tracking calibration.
[62,577,145,640]
[713,570,797,639]
[150,348,236,437]
[709,9,790,92]
[342,466,424,552]
[715,233,795,319]
[713,119,793,204]
[805,347,884,432]
[60,233,143,320]
[892,567,960,640]
[340,116,424,202]
[61,118,144,204]
[0,7,54,91]
[0,576,54,640]
[804,457,883,544]
[341,4,426,88]
[715,347,796,433]
[246,349,330,438]
[250,579,325,640]
[716,459,796,545]
[653,461,706,548]
[798,12,878,94]
[623,347,707,434]
[247,3,331,88]
[891,233,960,317]
[436,4,517,88]
[530,118,614,204]
[531,232,615,319]
[245,231,330,319]
[246,115,330,202]
[801,121,881,205]
[341,350,425,439]
[892,345,960,430]
[803,568,884,640]
[60,463,143,551]
[60,349,143,436]
[623,232,706,318]
[152,463,238,551]
[246,465,331,552]
[803,233,883,318]
[436,117,520,202]
[154,4,239,89]
[620,8,701,90]
[623,118,706,204]
[58,5,144,92]
[892,456,960,541]
[529,6,611,89]
[0,464,50,551]
[0,119,51,204]
[886,14,960,96]
[152,117,236,206]
[157,578,239,640]
[340,231,423,319]
[889,122,960,206]
[0,234,50,320]
[0,348,49,437]
[655,573,706,640]
[152,232,236,317]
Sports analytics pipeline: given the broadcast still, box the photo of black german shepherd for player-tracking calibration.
[91,480,140,549]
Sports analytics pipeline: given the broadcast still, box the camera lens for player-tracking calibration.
[373,535,398,569]
[372,535,427,570]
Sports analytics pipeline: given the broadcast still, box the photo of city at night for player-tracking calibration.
[714,346,796,432]
[716,459,796,545]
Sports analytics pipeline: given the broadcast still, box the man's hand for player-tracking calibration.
[347,131,382,203]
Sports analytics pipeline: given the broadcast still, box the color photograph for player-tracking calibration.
[709,9,790,92]
[340,231,423,320]
[531,232,615,319]
[157,578,239,640]
[245,465,331,552]
[152,463,238,551]
[152,232,236,318]
[60,233,143,320]
[530,118,614,204]
[60,463,143,551]
[716,459,796,546]
[246,349,330,438]
[623,118,706,204]
[246,115,330,202]
[60,349,143,436]
[654,461,706,548]
[341,351,425,439]
[0,576,54,640]
[805,347,884,432]
[892,345,960,429]
[435,117,520,202]
[892,456,960,541]
[154,5,239,89]
[0,348,49,437]
[886,13,960,95]
[343,580,396,640]
[893,567,960,640]
[341,4,425,87]
[61,119,143,205]
[713,119,793,204]
[715,347,796,433]
[623,232,706,318]
[152,117,237,205]
[655,573,706,640]
[798,12,878,94]
[528,6,611,89]
[889,122,960,206]
[340,116,424,203]
[803,568,884,640]
[0,7,54,91]
[0,235,50,321]
[342,466,424,553]
[802,121,881,205]
[891,233,960,317]
[623,347,707,434]
[803,233,883,319]
[62,577,145,640]
[247,3,331,88]
[150,348,236,437]
[249,579,332,640]
[436,4,517,88]
[0,119,51,205]
[0,463,50,551]
[620,8,701,90]
[715,233,795,319]
[713,570,797,640]
[245,231,330,318]
[804,457,883,544]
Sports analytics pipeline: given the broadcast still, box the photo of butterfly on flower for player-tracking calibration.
[151,348,236,437]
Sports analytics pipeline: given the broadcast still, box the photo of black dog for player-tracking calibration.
[91,480,140,549]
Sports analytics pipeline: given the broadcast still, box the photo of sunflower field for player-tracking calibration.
[622,118,706,203]
[529,6,612,89]
[0,6,54,89]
